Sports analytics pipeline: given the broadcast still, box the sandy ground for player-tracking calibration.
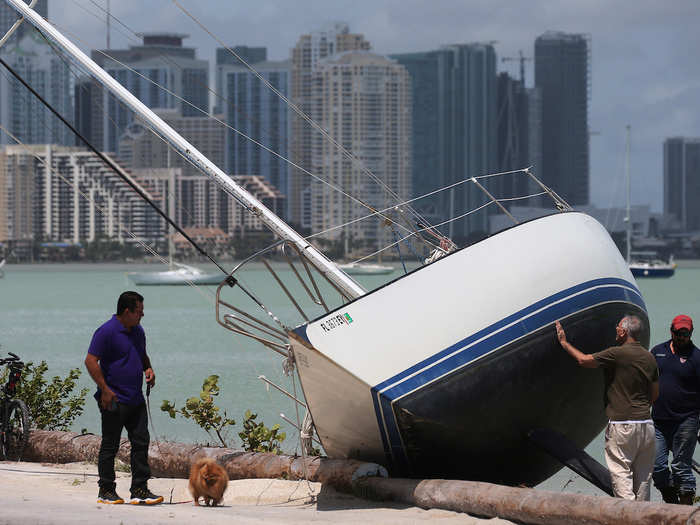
[0,461,515,524]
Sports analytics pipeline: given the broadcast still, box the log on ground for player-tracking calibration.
[22,430,386,491]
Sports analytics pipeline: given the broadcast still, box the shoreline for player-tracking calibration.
[0,461,513,524]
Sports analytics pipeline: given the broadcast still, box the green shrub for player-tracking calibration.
[238,410,286,454]
[161,375,236,447]
[1,361,88,431]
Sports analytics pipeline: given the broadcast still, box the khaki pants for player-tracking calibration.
[604,421,655,500]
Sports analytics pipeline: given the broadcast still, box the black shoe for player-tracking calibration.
[679,491,695,506]
[97,488,124,504]
[660,486,679,504]
[129,486,163,505]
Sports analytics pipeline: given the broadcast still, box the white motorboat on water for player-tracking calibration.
[127,262,223,286]
[11,1,644,492]
[337,262,394,275]
[629,252,676,278]
[0,258,5,278]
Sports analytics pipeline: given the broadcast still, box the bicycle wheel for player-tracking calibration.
[3,399,29,460]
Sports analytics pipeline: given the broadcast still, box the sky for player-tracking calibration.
[42,0,700,213]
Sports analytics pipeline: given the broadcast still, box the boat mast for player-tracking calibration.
[625,125,631,265]
[4,0,366,299]
[168,148,174,270]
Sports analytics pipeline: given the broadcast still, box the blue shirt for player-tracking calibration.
[88,315,146,405]
[651,340,700,421]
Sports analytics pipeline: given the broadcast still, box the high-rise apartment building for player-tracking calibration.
[217,56,290,216]
[0,144,160,244]
[497,72,542,205]
[438,43,498,239]
[535,31,590,205]
[289,23,370,229]
[389,51,440,224]
[664,137,700,232]
[393,44,498,241]
[76,33,209,153]
[0,0,47,43]
[310,51,411,254]
[214,46,267,114]
[0,30,73,147]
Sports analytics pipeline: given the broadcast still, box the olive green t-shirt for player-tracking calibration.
[593,342,659,421]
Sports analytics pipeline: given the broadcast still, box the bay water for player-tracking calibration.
[1,261,699,495]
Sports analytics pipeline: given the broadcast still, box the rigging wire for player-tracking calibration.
[0,59,216,301]
[42,5,444,255]
[36,27,202,230]
[46,6,437,250]
[63,32,433,248]
[80,0,290,151]
[171,0,445,245]
[0,56,232,278]
[305,168,530,241]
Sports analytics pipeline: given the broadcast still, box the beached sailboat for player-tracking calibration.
[623,125,675,278]
[8,0,646,489]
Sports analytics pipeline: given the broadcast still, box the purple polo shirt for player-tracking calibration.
[88,315,146,405]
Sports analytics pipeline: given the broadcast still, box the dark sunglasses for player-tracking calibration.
[672,329,692,337]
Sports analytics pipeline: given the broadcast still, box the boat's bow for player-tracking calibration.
[289,212,647,485]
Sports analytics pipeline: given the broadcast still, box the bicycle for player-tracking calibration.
[0,352,29,460]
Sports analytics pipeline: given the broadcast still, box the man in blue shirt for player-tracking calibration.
[85,291,163,505]
[651,314,700,505]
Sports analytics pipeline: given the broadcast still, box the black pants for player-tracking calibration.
[97,401,151,491]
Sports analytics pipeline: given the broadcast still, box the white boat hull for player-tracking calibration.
[337,263,395,275]
[127,264,223,285]
[289,212,648,484]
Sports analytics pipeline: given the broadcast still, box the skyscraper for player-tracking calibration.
[214,46,267,114]
[310,51,411,255]
[389,51,440,224]
[393,44,499,241]
[217,56,290,215]
[535,31,590,205]
[77,33,209,153]
[497,72,542,205]
[437,43,498,240]
[664,137,700,232]
[289,23,370,229]
[0,30,73,146]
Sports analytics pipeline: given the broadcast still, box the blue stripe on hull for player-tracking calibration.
[370,278,645,470]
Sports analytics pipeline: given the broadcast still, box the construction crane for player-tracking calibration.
[501,50,532,85]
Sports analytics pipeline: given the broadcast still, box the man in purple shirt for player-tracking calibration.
[85,291,163,505]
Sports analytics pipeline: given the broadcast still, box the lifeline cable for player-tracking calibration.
[0,56,231,279]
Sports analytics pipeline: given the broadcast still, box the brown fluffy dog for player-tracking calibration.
[188,458,229,506]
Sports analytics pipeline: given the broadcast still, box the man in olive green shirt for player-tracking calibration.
[556,315,659,500]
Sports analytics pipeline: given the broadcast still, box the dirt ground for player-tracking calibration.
[0,461,515,524]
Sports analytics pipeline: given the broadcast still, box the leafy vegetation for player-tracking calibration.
[161,375,286,453]
[161,375,236,447]
[1,361,89,431]
[238,410,286,454]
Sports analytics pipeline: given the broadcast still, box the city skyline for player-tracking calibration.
[38,0,700,214]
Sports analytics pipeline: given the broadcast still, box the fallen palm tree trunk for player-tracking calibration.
[22,431,699,524]
[22,430,386,492]
[355,477,700,525]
